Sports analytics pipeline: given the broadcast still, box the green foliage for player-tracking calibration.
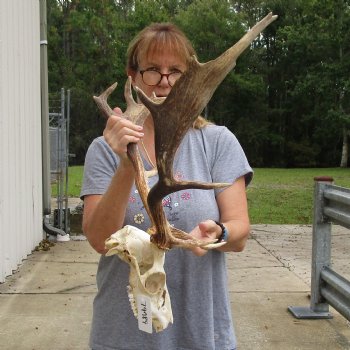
[176,0,245,61]
[47,0,350,167]
[270,0,350,167]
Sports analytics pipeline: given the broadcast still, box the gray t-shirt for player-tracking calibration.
[81,125,252,350]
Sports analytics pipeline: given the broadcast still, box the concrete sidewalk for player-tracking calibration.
[0,224,349,349]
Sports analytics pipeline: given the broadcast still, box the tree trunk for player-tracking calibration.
[337,2,348,168]
[340,126,348,168]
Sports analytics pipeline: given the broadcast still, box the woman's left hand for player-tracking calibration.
[189,220,221,256]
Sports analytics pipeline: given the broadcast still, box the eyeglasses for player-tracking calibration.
[139,69,183,87]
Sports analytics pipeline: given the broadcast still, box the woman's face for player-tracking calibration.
[129,50,187,98]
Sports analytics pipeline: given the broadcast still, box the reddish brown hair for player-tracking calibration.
[126,23,196,72]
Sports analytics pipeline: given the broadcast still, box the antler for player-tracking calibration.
[93,12,277,250]
[93,77,157,222]
[136,12,278,248]
[94,78,223,250]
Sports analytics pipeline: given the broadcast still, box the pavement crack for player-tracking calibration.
[57,283,96,293]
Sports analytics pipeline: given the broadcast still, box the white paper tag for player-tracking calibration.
[137,294,153,333]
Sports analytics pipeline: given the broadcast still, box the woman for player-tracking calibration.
[81,22,252,350]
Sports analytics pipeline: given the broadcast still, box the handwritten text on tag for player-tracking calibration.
[137,295,152,333]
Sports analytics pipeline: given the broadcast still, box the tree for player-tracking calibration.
[277,0,350,167]
[46,0,350,167]
[47,0,191,163]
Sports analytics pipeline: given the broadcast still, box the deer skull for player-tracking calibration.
[105,225,173,332]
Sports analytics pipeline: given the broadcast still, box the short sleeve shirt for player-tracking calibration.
[81,125,252,350]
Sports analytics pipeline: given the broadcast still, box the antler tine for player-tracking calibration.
[94,77,151,126]
[124,76,134,106]
[124,77,150,126]
[226,12,277,63]
[169,227,226,249]
[93,82,119,119]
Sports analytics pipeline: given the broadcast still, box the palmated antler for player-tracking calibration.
[136,12,278,249]
[94,12,278,250]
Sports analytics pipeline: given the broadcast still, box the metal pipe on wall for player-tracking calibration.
[40,0,51,216]
[40,0,66,236]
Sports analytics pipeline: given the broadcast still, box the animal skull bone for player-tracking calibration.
[105,225,173,332]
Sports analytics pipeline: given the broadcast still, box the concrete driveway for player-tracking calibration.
[0,224,349,349]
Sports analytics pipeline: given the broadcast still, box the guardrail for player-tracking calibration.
[288,176,350,320]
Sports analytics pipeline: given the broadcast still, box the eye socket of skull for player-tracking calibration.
[144,272,166,294]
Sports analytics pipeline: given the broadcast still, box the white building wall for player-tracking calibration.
[0,0,43,282]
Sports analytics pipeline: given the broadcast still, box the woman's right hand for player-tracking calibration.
[103,107,144,159]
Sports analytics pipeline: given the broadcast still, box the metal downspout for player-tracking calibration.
[40,0,66,236]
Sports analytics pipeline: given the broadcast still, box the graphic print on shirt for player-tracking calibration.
[162,195,172,210]
[129,189,147,226]
[134,213,145,224]
[180,192,191,201]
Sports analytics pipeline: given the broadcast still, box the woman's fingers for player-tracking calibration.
[103,115,144,155]
[113,107,123,116]
[188,220,221,257]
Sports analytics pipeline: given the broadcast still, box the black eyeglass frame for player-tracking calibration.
[139,69,183,87]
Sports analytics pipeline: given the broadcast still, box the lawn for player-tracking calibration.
[247,168,350,224]
[51,166,84,198]
[55,166,350,224]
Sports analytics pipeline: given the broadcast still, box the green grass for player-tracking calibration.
[53,166,350,224]
[248,168,350,224]
[51,165,84,198]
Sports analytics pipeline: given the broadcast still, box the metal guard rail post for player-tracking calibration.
[288,176,350,320]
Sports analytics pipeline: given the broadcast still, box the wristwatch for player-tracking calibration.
[214,221,229,242]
